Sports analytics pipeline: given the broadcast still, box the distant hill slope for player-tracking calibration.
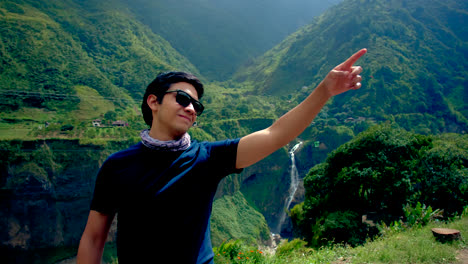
[122,0,343,80]
[0,0,199,113]
[234,0,468,134]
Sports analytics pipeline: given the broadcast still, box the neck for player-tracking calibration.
[148,127,183,141]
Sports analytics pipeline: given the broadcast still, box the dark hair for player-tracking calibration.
[141,71,204,127]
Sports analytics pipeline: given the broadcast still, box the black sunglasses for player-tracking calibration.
[164,90,204,116]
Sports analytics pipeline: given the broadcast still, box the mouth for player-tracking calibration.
[178,114,192,123]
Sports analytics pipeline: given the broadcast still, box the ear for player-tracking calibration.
[147,94,159,111]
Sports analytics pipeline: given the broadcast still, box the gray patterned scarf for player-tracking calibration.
[140,129,191,151]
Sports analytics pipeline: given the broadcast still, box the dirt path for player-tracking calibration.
[457,248,468,264]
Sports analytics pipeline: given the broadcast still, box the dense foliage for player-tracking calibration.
[211,215,467,264]
[0,0,199,132]
[291,124,468,247]
[234,0,468,134]
[211,191,270,246]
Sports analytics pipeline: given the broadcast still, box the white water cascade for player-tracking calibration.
[275,141,302,234]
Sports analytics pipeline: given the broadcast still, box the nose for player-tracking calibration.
[184,102,196,115]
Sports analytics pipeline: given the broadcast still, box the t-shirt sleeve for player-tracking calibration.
[208,138,243,178]
[90,158,118,215]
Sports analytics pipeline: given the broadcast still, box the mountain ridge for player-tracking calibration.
[121,0,343,80]
[233,0,468,134]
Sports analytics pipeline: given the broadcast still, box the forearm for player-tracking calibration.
[267,81,331,147]
[269,49,366,144]
[77,210,113,264]
[77,234,106,264]
[236,49,366,169]
[236,82,330,168]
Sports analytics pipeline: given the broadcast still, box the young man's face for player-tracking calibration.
[150,82,199,140]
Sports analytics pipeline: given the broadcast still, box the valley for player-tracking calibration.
[1,0,467,263]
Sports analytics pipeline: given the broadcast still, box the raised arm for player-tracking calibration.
[77,210,115,264]
[236,49,367,169]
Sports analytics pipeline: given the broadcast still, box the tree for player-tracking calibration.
[292,124,468,247]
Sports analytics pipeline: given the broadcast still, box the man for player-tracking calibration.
[77,49,367,263]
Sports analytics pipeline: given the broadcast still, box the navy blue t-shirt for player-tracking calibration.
[90,139,242,264]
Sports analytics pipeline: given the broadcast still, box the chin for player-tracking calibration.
[173,127,190,138]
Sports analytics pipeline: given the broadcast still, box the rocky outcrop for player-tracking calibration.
[0,140,122,263]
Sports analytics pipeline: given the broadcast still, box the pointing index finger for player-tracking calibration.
[342,48,367,69]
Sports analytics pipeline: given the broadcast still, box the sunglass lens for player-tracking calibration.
[175,91,204,116]
[176,92,191,107]
[194,102,204,115]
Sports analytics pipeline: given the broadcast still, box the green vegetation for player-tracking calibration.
[234,0,468,134]
[8,213,467,263]
[212,214,467,263]
[211,215,468,264]
[211,191,271,246]
[240,148,290,229]
[0,139,135,264]
[291,124,468,247]
[2,0,466,140]
[1,0,467,263]
[0,0,199,139]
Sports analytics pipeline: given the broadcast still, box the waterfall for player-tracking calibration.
[275,141,302,234]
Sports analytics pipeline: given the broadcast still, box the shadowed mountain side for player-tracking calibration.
[121,0,343,80]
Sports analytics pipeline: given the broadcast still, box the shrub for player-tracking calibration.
[403,202,443,228]
[60,124,74,131]
[293,124,468,247]
[213,240,265,264]
[275,239,308,257]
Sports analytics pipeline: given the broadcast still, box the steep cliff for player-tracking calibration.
[0,139,274,263]
[0,140,125,262]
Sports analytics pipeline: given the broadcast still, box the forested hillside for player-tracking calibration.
[0,0,198,103]
[234,0,468,134]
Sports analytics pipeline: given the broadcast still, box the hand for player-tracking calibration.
[322,49,367,97]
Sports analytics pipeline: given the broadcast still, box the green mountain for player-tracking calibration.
[121,0,343,80]
[0,0,199,112]
[0,0,204,141]
[234,0,468,134]
[0,0,342,138]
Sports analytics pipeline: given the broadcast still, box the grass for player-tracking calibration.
[0,125,32,139]
[0,121,35,139]
[73,85,116,120]
[349,217,467,264]
[0,107,55,139]
[214,215,468,264]
[21,210,465,264]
